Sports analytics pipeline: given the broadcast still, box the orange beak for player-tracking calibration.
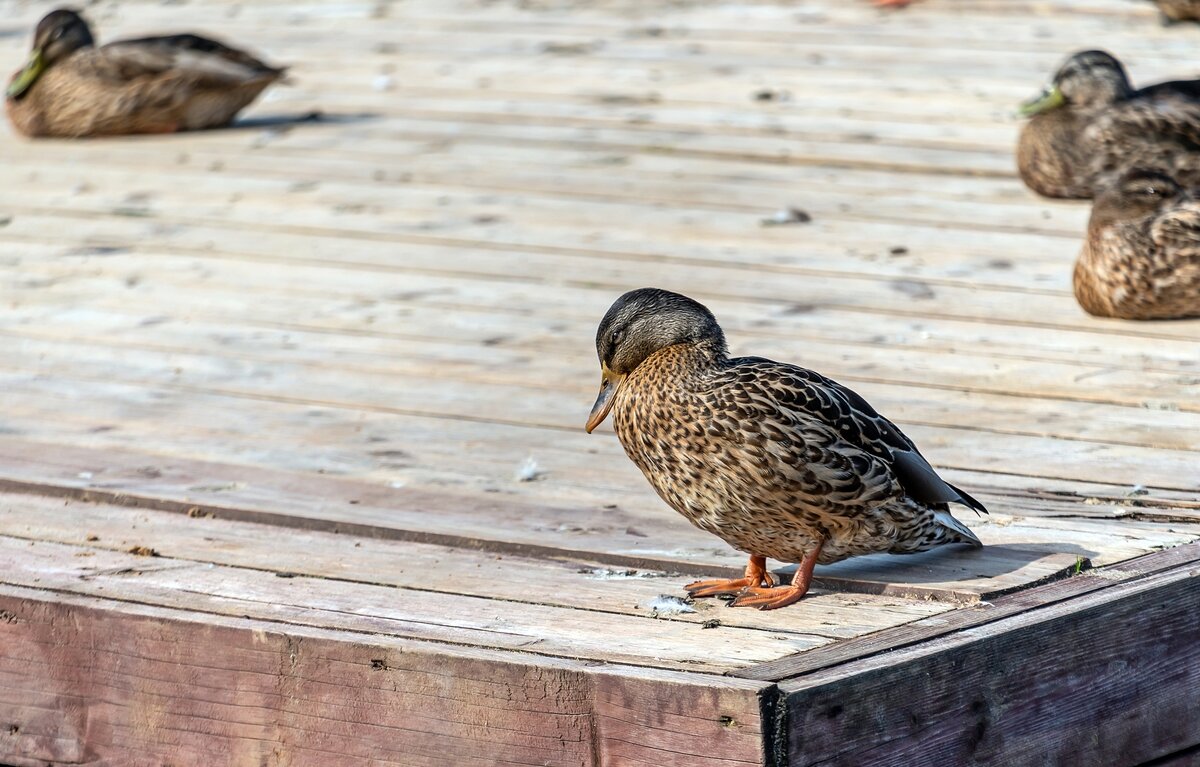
[585,365,626,433]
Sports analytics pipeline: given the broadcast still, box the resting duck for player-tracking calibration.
[6,8,285,137]
[1075,167,1200,319]
[1152,0,1200,23]
[585,288,987,610]
[1017,50,1200,198]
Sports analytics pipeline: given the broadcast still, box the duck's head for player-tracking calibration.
[585,288,725,433]
[1019,50,1133,118]
[1090,168,1187,230]
[7,9,95,101]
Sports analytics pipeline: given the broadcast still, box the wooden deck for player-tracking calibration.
[2,0,1200,764]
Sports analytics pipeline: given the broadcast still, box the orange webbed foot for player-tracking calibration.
[686,573,775,598]
[685,555,773,598]
[728,585,807,611]
[725,540,824,611]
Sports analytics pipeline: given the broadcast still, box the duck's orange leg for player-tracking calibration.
[729,541,823,610]
[685,555,773,598]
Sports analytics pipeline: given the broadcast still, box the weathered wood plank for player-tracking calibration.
[0,584,769,766]
[738,541,1200,682]
[0,491,956,640]
[0,535,832,672]
[0,438,1168,603]
[778,558,1200,766]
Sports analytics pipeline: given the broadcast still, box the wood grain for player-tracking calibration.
[779,558,1200,766]
[2,0,1199,763]
[737,540,1200,682]
[0,584,768,767]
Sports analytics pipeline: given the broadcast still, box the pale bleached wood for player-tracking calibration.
[5,330,1200,492]
[1,437,1192,602]
[0,535,830,672]
[0,491,956,639]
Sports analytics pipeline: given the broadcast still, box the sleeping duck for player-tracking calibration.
[6,8,285,137]
[1017,50,1200,198]
[1075,167,1200,319]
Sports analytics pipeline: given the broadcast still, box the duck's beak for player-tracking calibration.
[585,365,626,433]
[1018,85,1064,117]
[6,49,45,100]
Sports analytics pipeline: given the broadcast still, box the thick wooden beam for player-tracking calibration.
[737,541,1200,682]
[777,558,1200,766]
[0,585,769,767]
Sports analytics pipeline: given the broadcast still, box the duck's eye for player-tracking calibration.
[51,27,65,41]
[609,329,623,348]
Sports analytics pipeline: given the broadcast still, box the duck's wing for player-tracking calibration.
[710,358,988,517]
[1151,204,1200,293]
[1088,88,1200,180]
[813,370,988,515]
[88,34,283,88]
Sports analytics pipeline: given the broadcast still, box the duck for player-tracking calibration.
[584,288,987,610]
[6,8,285,138]
[1016,50,1200,199]
[1152,0,1200,23]
[1074,167,1200,320]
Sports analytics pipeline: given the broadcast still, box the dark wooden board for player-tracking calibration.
[736,541,1200,682]
[777,560,1200,767]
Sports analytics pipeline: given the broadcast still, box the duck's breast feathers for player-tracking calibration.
[709,358,988,515]
[90,34,284,87]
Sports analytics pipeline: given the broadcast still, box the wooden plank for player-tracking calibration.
[737,541,1200,682]
[5,332,1200,493]
[0,438,1158,603]
[777,557,1200,766]
[6,319,1200,457]
[0,491,955,640]
[7,250,1200,378]
[1138,746,1200,767]
[0,534,835,673]
[4,358,1197,530]
[0,584,768,767]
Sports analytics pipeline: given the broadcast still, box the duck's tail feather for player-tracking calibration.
[934,509,982,547]
[948,481,988,515]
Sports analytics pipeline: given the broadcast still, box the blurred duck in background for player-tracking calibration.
[1075,167,1200,320]
[6,8,285,137]
[1017,50,1200,199]
[1152,0,1200,23]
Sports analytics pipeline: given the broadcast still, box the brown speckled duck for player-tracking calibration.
[6,9,285,138]
[1017,50,1200,199]
[1075,168,1200,319]
[1152,0,1200,23]
[585,288,987,610]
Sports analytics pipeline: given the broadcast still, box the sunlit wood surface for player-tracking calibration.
[1,0,1198,764]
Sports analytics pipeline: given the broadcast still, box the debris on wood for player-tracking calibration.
[514,456,543,482]
[645,595,696,616]
[760,207,812,226]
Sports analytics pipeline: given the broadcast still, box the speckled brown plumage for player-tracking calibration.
[1017,50,1200,199]
[6,9,284,138]
[585,288,986,609]
[1075,168,1200,320]
[1153,0,1200,22]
